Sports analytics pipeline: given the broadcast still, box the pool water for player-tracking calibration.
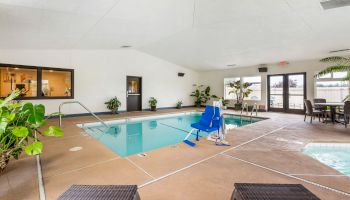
[81,113,264,157]
[303,143,350,176]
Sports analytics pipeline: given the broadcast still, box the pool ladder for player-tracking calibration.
[240,103,258,122]
[58,101,109,128]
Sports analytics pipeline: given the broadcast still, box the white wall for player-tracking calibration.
[0,49,199,114]
[199,59,336,108]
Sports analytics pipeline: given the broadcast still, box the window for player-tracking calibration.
[0,64,74,99]
[42,69,72,97]
[224,77,240,100]
[0,66,38,98]
[243,76,262,100]
[315,72,349,102]
[224,76,261,101]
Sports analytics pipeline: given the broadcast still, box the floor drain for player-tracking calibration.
[138,153,147,157]
[69,146,83,152]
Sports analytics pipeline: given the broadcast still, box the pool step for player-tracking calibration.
[85,127,106,135]
[84,126,120,136]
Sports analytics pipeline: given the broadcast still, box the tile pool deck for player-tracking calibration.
[1,108,350,200]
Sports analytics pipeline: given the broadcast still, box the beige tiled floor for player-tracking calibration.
[1,108,350,200]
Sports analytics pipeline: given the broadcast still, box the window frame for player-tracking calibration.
[242,76,262,101]
[314,71,349,102]
[224,76,262,101]
[0,63,74,100]
[224,77,240,100]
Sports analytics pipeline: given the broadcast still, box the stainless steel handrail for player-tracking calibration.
[251,103,258,117]
[58,101,109,128]
[250,103,258,122]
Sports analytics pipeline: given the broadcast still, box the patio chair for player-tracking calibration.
[336,101,350,128]
[313,98,330,121]
[304,99,323,123]
[57,185,140,200]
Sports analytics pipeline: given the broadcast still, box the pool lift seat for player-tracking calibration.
[183,104,225,147]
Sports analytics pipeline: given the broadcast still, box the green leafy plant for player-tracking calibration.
[228,80,253,109]
[149,97,158,111]
[190,85,216,107]
[0,90,63,174]
[315,56,350,100]
[104,97,121,114]
[221,97,230,107]
[176,101,183,109]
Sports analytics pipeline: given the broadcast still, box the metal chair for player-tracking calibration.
[304,100,323,123]
[336,101,350,128]
[313,98,330,122]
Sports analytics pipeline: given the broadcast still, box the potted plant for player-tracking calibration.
[190,85,216,107]
[104,97,121,114]
[228,80,253,110]
[176,101,183,109]
[149,97,157,111]
[221,97,230,109]
[0,90,64,174]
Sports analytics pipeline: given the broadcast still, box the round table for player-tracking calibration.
[314,102,344,123]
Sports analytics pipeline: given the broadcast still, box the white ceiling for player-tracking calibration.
[0,0,350,70]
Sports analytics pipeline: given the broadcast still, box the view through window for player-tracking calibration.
[243,76,261,100]
[315,72,349,102]
[224,76,261,100]
[0,67,37,98]
[42,69,72,97]
[0,64,73,99]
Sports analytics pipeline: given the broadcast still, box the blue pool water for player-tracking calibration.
[82,113,264,157]
[303,143,350,176]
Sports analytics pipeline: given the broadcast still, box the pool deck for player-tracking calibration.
[1,108,350,200]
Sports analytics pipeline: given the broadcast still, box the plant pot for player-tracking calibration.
[150,105,157,111]
[247,105,254,111]
[234,103,242,110]
[111,108,119,114]
[176,106,182,109]
[0,153,10,174]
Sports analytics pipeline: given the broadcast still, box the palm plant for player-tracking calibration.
[228,80,253,110]
[316,56,350,100]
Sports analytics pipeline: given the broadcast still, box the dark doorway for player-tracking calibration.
[127,76,142,112]
[267,72,306,114]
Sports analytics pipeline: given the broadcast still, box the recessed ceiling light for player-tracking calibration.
[226,64,236,67]
[329,48,350,53]
[121,45,131,48]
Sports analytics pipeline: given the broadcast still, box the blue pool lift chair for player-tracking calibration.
[183,105,223,147]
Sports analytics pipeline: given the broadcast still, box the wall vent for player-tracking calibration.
[320,0,350,10]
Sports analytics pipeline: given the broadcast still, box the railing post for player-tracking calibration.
[58,101,109,129]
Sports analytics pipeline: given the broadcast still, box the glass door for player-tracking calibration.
[126,76,142,112]
[268,75,285,112]
[268,73,306,113]
[287,74,305,112]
